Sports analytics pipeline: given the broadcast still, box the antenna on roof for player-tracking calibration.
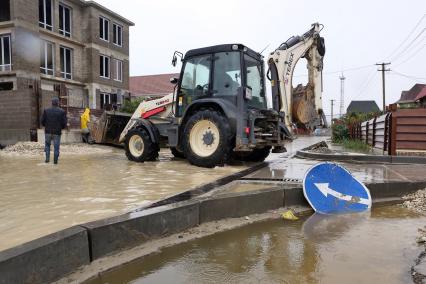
[260,44,270,55]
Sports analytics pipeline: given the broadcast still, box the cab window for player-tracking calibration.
[213,52,241,97]
[180,55,211,100]
[244,54,265,109]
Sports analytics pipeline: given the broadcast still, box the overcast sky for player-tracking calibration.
[96,0,425,116]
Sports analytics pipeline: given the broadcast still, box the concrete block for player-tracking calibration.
[37,129,83,144]
[0,226,90,284]
[392,156,426,164]
[83,200,199,260]
[366,181,426,199]
[284,186,309,207]
[199,188,284,223]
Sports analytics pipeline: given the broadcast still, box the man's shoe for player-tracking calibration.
[54,160,58,165]
[45,159,49,163]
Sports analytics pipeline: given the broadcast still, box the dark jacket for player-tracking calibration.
[41,107,67,135]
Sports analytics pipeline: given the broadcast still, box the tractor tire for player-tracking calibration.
[183,109,232,168]
[124,128,159,162]
[233,147,272,162]
[170,147,185,159]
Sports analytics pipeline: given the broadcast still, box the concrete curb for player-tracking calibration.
[82,200,200,261]
[296,150,426,164]
[0,226,90,284]
[2,171,426,283]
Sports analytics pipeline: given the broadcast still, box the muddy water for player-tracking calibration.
[0,149,246,251]
[92,206,426,284]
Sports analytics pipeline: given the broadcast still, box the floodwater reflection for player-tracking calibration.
[91,206,425,284]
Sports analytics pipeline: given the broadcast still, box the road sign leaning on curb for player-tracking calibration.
[303,162,372,214]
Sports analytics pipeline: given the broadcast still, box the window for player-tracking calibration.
[40,41,54,75]
[99,17,109,41]
[39,0,52,31]
[180,55,211,98]
[112,23,122,46]
[99,55,110,78]
[114,59,122,81]
[59,4,72,37]
[0,1,10,22]
[100,93,118,110]
[60,46,72,79]
[0,35,11,71]
[0,81,13,91]
[100,93,110,109]
[213,52,241,97]
[244,54,265,109]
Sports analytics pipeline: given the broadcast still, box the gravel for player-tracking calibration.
[0,142,112,157]
[402,189,426,214]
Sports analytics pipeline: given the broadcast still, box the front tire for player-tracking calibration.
[124,128,159,162]
[183,109,232,168]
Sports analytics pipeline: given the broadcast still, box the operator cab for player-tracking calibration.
[173,44,267,116]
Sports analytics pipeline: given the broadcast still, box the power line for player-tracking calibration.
[393,44,425,67]
[385,14,426,60]
[391,70,426,81]
[353,71,377,99]
[390,28,425,62]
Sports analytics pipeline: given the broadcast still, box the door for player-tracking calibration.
[176,54,211,117]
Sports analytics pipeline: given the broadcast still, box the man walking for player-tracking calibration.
[41,98,67,164]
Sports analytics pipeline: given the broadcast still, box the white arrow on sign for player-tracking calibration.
[314,183,370,206]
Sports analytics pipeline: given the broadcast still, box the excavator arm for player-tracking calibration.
[268,23,326,130]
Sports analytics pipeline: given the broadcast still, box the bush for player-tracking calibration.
[121,98,146,114]
[332,123,349,143]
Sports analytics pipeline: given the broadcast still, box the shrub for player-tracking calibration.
[121,98,146,114]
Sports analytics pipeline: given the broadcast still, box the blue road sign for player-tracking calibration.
[303,162,372,214]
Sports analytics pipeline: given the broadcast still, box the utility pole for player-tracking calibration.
[339,74,346,118]
[376,62,391,112]
[330,99,335,125]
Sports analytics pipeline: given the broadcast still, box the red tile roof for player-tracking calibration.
[130,73,180,97]
[397,84,426,103]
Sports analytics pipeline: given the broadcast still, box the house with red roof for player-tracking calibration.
[130,73,180,100]
[395,84,426,108]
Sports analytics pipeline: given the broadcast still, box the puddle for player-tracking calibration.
[90,206,425,284]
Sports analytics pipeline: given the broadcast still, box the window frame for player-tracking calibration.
[40,41,55,76]
[112,22,123,47]
[60,46,72,80]
[99,16,110,42]
[0,34,12,72]
[59,3,72,37]
[100,93,111,109]
[39,0,53,31]
[114,59,123,82]
[99,54,110,79]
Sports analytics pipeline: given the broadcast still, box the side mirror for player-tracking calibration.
[171,51,183,67]
[170,77,178,84]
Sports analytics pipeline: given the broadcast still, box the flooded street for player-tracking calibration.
[91,206,426,284]
[0,136,324,251]
[0,148,246,251]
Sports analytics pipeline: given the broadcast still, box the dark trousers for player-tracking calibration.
[45,133,61,163]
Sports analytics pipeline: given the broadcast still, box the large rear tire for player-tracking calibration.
[124,128,159,162]
[183,109,232,168]
[233,147,271,162]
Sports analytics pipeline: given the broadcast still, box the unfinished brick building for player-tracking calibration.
[0,0,134,144]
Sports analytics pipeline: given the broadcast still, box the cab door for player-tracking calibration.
[176,54,211,117]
